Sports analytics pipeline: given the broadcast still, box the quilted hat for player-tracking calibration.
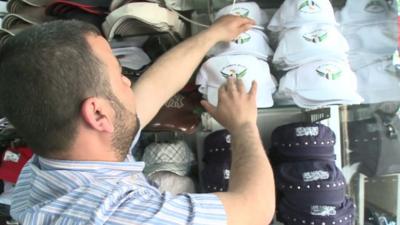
[277,197,356,225]
[270,122,336,161]
[142,140,195,177]
[276,161,346,206]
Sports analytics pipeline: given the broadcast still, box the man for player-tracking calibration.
[0,15,275,225]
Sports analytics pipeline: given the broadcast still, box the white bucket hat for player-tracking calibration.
[215,2,268,25]
[273,24,349,70]
[208,29,274,61]
[196,55,276,108]
[102,2,186,41]
[336,0,397,25]
[268,0,337,32]
[278,60,363,108]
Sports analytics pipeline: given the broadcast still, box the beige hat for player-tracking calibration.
[102,2,186,41]
[2,7,52,29]
[0,25,28,47]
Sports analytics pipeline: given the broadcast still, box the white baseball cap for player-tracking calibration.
[273,24,349,70]
[268,0,337,32]
[207,29,274,61]
[196,55,276,108]
[215,2,268,25]
[102,2,186,41]
[341,21,397,55]
[356,59,400,104]
[336,0,397,25]
[278,60,363,108]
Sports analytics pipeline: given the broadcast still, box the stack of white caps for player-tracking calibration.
[278,60,363,108]
[196,55,276,108]
[273,24,349,70]
[214,2,268,26]
[356,58,400,104]
[208,29,274,61]
[197,2,276,108]
[268,0,337,32]
[336,0,398,104]
[268,0,359,108]
[336,0,397,25]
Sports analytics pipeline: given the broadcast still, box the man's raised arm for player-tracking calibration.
[133,15,255,127]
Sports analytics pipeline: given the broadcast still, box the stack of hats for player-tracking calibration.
[0,0,53,47]
[269,0,363,108]
[336,0,400,104]
[196,2,277,108]
[142,140,196,195]
[270,122,356,225]
[201,129,231,192]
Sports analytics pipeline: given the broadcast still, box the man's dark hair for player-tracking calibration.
[0,20,113,158]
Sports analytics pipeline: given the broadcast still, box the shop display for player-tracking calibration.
[0,0,398,223]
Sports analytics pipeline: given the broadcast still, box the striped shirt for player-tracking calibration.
[10,136,227,224]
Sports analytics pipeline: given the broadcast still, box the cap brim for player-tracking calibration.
[144,163,190,177]
[207,86,274,108]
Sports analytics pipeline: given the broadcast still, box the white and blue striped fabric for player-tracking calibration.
[10,154,226,224]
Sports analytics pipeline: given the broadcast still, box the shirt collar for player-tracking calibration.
[36,129,144,173]
[37,154,145,172]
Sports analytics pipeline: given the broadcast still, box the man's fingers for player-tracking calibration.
[226,77,237,93]
[237,79,246,93]
[249,80,258,97]
[201,100,217,117]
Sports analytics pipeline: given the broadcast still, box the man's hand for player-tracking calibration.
[206,15,256,43]
[201,77,258,133]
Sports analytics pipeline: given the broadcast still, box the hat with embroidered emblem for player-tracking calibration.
[276,161,346,206]
[278,60,363,108]
[268,0,337,32]
[142,140,195,177]
[196,55,276,108]
[270,122,336,161]
[336,0,397,25]
[214,2,268,26]
[207,29,274,61]
[273,24,349,70]
[277,197,356,225]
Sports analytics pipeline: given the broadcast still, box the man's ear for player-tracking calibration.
[80,97,114,133]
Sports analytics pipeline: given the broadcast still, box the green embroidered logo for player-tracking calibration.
[234,32,251,44]
[220,64,247,79]
[298,0,321,13]
[364,0,385,13]
[231,8,250,17]
[316,64,342,80]
[303,29,328,43]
